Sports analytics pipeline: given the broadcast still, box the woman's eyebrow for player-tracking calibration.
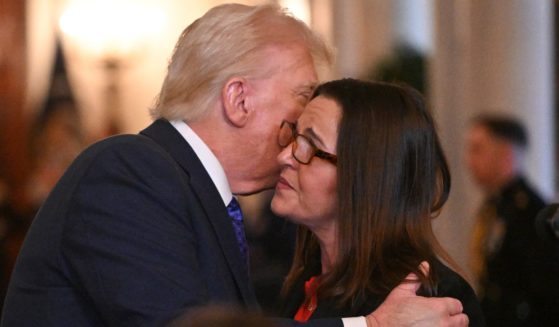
[301,126,326,148]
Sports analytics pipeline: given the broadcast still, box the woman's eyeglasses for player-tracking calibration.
[278,120,337,165]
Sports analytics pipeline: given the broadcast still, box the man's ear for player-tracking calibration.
[222,77,250,127]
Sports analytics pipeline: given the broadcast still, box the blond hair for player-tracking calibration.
[150,3,333,122]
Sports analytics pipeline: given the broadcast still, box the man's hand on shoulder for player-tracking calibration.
[365,262,469,327]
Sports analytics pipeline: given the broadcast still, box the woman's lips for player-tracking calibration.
[277,176,293,190]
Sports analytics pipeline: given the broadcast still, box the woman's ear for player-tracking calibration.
[222,77,250,127]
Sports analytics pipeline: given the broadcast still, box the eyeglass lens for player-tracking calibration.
[279,121,331,165]
[279,122,294,147]
[293,135,313,164]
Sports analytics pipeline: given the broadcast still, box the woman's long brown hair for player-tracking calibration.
[281,79,458,308]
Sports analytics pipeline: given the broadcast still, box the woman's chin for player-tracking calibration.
[270,197,290,219]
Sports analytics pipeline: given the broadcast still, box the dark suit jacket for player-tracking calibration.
[1,120,341,327]
[279,258,486,327]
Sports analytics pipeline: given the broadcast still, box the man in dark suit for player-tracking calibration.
[466,114,559,326]
[2,4,468,327]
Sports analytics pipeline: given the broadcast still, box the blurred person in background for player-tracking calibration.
[465,114,559,326]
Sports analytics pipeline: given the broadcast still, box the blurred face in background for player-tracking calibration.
[465,124,510,193]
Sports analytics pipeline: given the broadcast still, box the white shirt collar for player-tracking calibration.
[170,120,232,206]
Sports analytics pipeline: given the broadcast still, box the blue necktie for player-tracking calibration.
[226,198,249,269]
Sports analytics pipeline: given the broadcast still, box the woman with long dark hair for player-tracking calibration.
[272,78,484,326]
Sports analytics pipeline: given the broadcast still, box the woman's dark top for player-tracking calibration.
[279,258,485,326]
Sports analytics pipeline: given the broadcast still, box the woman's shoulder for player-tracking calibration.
[430,260,471,294]
[423,259,475,300]
[429,259,486,327]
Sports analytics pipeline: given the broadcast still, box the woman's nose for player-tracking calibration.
[278,143,296,167]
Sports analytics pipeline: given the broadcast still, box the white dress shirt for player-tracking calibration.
[170,120,232,206]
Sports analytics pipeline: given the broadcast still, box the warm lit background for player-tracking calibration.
[1,0,557,308]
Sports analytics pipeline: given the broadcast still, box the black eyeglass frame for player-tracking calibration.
[278,120,337,165]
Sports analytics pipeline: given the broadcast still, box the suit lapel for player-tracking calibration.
[140,119,257,306]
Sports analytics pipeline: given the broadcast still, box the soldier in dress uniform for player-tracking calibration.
[465,114,559,326]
